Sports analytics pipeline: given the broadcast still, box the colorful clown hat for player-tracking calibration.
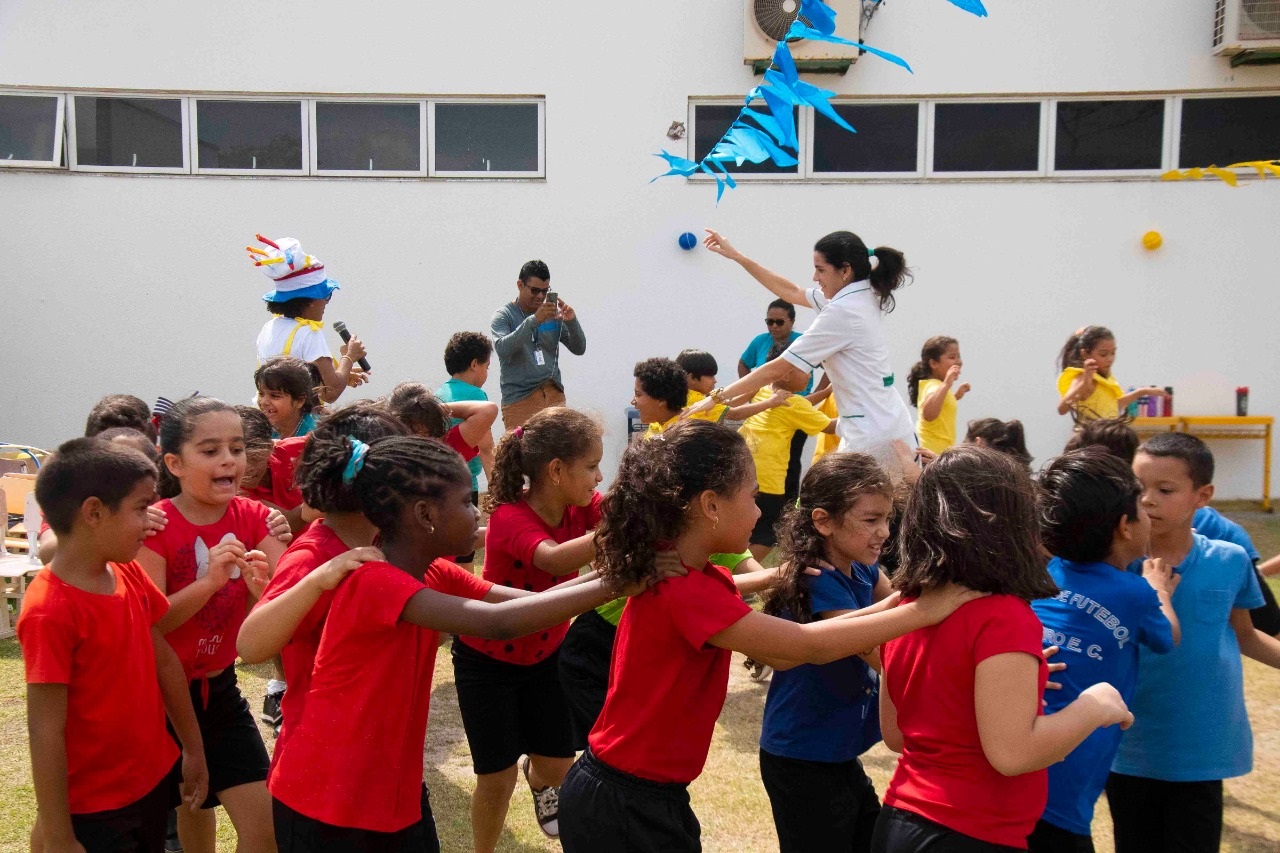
[247,234,341,303]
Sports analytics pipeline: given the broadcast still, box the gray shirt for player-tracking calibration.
[491,302,587,406]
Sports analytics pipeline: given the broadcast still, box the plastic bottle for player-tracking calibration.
[1162,387,1174,417]
[1146,389,1159,417]
[1237,387,1249,417]
[1126,388,1139,418]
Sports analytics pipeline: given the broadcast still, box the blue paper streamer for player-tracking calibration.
[655,0,986,200]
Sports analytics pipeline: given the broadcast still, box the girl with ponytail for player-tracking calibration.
[557,420,984,853]
[696,229,917,475]
[907,335,969,455]
[1055,325,1166,421]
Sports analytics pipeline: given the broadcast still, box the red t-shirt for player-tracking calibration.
[142,496,270,680]
[255,521,348,773]
[444,425,479,463]
[270,559,492,832]
[458,492,602,665]
[243,437,306,511]
[16,561,180,814]
[882,595,1049,849]
[588,562,751,784]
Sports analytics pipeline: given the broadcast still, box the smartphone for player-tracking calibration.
[544,290,559,308]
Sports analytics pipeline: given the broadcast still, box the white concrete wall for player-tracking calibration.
[2,0,1279,497]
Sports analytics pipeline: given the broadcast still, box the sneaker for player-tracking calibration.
[522,756,560,838]
[165,808,183,852]
[744,658,773,683]
[260,688,284,727]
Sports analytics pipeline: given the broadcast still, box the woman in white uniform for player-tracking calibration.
[693,229,916,471]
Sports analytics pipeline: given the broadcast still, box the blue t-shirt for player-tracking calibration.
[436,378,488,491]
[1113,533,1264,782]
[740,331,813,394]
[1193,506,1260,561]
[759,563,880,763]
[1031,558,1174,836]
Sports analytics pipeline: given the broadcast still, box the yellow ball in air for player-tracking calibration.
[1142,231,1163,251]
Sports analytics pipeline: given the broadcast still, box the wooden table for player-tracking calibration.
[1132,415,1273,511]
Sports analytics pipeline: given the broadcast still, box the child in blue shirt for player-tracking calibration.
[436,331,495,567]
[1108,433,1280,853]
[1193,505,1280,636]
[1029,448,1178,853]
[758,452,895,853]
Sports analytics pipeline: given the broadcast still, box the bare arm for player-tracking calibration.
[478,432,496,481]
[975,652,1131,776]
[722,388,791,421]
[879,671,903,753]
[312,354,359,404]
[446,401,499,449]
[1117,387,1169,409]
[1232,608,1280,668]
[399,576,620,639]
[1057,371,1095,416]
[919,375,956,423]
[737,359,750,379]
[138,545,226,634]
[27,684,82,852]
[690,358,808,420]
[704,229,810,306]
[152,631,208,811]
[529,531,596,577]
[37,529,58,564]
[481,569,604,602]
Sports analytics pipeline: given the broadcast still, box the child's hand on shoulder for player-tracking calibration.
[1080,682,1134,730]
[767,387,793,407]
[914,583,989,624]
[651,550,689,583]
[144,505,168,538]
[207,540,247,588]
[265,508,293,543]
[1043,645,1067,701]
[1141,557,1179,596]
[242,550,271,599]
[312,547,385,592]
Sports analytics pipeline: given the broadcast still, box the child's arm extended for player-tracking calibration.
[152,630,208,811]
[975,653,1132,776]
[237,547,385,664]
[27,684,83,853]
[399,576,627,638]
[722,388,792,421]
[444,400,499,450]
[1231,608,1280,668]
[532,532,597,577]
[708,585,984,666]
[1117,386,1169,409]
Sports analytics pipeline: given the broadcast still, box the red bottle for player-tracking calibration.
[1237,387,1249,417]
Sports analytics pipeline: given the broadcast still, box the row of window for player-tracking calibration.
[691,93,1280,178]
[0,93,544,176]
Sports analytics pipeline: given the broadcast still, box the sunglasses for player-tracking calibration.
[524,284,550,297]
[765,318,788,327]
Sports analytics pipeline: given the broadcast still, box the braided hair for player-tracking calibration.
[353,435,471,543]
[293,404,409,513]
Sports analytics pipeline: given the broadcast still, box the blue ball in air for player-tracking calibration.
[678,232,698,251]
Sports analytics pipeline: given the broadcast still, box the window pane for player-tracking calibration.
[74,97,182,168]
[1179,96,1280,167]
[934,102,1040,172]
[316,102,420,171]
[1055,100,1164,171]
[0,94,58,162]
[196,100,303,170]
[434,103,538,172]
[693,105,798,174]
[814,104,918,173]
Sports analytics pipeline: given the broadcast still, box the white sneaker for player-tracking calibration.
[522,756,560,838]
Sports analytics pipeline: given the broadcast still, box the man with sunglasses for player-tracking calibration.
[491,259,588,431]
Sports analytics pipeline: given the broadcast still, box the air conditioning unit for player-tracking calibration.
[1213,0,1280,55]
[745,0,863,69]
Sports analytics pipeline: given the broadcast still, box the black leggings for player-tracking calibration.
[1106,773,1223,853]
[871,806,1023,853]
[760,749,880,852]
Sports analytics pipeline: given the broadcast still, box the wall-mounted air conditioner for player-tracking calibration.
[1213,0,1280,55]
[744,0,863,69]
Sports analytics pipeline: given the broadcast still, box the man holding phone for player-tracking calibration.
[491,259,588,431]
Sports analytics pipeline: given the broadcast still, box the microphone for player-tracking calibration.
[332,321,372,372]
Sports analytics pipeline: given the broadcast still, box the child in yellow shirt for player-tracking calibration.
[907,336,970,455]
[1057,325,1166,421]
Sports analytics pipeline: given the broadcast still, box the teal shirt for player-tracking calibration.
[437,378,488,490]
[272,411,317,440]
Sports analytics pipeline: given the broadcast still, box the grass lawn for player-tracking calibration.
[0,503,1277,851]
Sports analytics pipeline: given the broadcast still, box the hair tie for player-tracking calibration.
[867,247,876,257]
[513,426,524,438]
[342,437,370,484]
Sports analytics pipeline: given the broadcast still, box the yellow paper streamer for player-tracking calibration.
[1161,159,1280,186]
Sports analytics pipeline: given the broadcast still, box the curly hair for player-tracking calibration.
[763,452,893,624]
[294,404,409,513]
[352,435,471,542]
[157,397,238,499]
[594,420,754,590]
[485,407,601,513]
[634,357,689,414]
[444,331,493,376]
[893,444,1056,602]
[85,394,156,441]
[1038,447,1141,563]
[386,382,450,438]
[906,335,957,407]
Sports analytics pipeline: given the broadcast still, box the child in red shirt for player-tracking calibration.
[19,438,207,853]
[557,420,982,853]
[137,397,287,853]
[238,404,307,527]
[454,406,604,849]
[875,445,1135,852]
[252,435,668,851]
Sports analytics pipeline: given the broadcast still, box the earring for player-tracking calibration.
[552,477,561,487]
[426,523,435,534]
[712,518,719,530]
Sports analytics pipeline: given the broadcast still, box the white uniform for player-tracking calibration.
[256,316,332,365]
[780,281,916,471]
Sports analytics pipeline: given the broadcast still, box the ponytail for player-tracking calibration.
[294,404,408,513]
[482,407,602,513]
[813,231,911,313]
[1057,325,1114,372]
[907,335,959,406]
[157,397,236,499]
[965,417,1032,472]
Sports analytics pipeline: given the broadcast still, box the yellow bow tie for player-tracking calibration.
[291,318,324,332]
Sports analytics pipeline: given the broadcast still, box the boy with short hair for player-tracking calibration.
[438,331,496,567]
[1107,432,1280,853]
[19,438,207,853]
[1029,447,1179,853]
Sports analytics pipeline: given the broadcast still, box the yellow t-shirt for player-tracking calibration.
[739,388,833,494]
[916,378,957,455]
[644,415,680,440]
[812,394,841,464]
[1057,368,1123,421]
[685,389,728,423]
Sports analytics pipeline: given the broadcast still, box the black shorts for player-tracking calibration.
[559,748,698,853]
[558,609,618,750]
[451,639,576,774]
[759,749,880,853]
[273,784,439,853]
[1027,819,1095,853]
[871,805,1023,853]
[1106,772,1223,853]
[71,760,181,853]
[176,667,270,808]
[750,492,788,547]
[1249,565,1280,635]
[455,490,481,563]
